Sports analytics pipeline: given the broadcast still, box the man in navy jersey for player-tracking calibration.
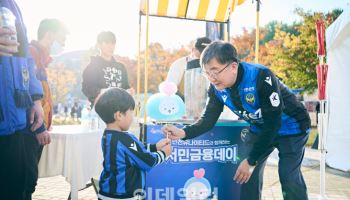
[162,41,311,200]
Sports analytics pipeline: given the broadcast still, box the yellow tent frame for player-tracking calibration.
[136,0,261,133]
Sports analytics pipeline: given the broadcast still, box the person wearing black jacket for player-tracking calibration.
[82,31,133,105]
[162,41,311,200]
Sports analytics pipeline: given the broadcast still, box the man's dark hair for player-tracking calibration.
[37,19,68,40]
[94,88,135,124]
[195,37,212,54]
[200,41,239,67]
[97,31,116,44]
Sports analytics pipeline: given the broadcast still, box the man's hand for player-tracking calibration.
[233,159,255,184]
[0,27,19,56]
[30,100,44,132]
[36,130,51,145]
[161,125,186,140]
[156,138,171,150]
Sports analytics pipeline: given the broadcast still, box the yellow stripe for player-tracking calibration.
[231,0,236,12]
[196,0,210,20]
[215,0,230,22]
[157,0,169,16]
[177,0,188,17]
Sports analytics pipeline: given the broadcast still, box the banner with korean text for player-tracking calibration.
[141,121,249,200]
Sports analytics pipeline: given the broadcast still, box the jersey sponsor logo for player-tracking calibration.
[249,109,262,119]
[265,76,272,86]
[245,93,255,104]
[129,142,138,151]
[243,87,255,92]
[269,92,280,107]
[237,109,263,124]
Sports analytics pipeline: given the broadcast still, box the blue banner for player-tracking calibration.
[142,122,249,200]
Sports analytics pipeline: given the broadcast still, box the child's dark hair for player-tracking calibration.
[94,88,135,124]
[97,31,116,44]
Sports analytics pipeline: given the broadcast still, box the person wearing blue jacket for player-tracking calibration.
[0,0,45,199]
[162,41,311,200]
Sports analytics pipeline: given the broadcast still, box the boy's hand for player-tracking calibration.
[156,138,170,150]
[161,125,186,140]
[161,142,172,157]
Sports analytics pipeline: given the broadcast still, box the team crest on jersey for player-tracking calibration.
[245,93,255,104]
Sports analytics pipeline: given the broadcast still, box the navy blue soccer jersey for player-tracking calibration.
[99,129,166,199]
[183,62,310,166]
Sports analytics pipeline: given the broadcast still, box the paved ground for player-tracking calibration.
[33,148,350,200]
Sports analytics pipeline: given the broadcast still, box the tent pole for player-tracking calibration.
[317,56,328,200]
[319,100,328,200]
[255,0,260,63]
[227,19,231,42]
[143,0,150,133]
[136,13,142,120]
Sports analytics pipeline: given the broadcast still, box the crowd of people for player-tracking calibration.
[0,1,312,200]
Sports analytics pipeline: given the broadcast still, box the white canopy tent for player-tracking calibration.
[325,6,350,172]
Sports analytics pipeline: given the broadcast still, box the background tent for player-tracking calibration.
[325,6,350,172]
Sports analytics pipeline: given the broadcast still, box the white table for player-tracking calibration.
[38,125,103,200]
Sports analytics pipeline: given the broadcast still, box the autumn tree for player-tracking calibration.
[268,8,342,93]
[136,43,189,93]
[230,21,296,67]
[47,62,77,103]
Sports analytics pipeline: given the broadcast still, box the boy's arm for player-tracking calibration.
[143,143,157,152]
[120,140,166,172]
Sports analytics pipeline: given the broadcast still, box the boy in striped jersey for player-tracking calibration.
[94,87,171,200]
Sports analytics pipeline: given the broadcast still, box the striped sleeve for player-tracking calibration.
[121,136,166,171]
[145,143,157,152]
[153,150,166,165]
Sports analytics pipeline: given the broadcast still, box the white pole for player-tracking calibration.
[318,99,328,200]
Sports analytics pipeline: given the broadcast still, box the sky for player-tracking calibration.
[16,0,350,58]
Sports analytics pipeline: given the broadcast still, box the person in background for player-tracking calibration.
[82,31,134,106]
[29,18,68,130]
[163,41,311,200]
[183,37,211,119]
[70,102,79,118]
[0,1,45,199]
[94,87,171,200]
[64,104,68,118]
[312,101,320,149]
[165,37,211,101]
[21,18,68,200]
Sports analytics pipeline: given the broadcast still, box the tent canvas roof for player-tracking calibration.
[139,0,245,23]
